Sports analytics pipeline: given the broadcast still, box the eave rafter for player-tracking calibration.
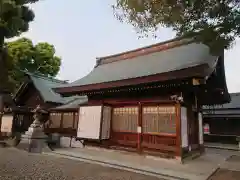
[75,80,192,96]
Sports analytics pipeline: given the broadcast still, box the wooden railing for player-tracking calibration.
[46,112,77,136]
[142,134,176,153]
[110,131,177,154]
[111,131,138,148]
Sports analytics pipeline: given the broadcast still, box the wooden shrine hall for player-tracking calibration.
[203,92,240,144]
[12,71,80,133]
[54,37,230,161]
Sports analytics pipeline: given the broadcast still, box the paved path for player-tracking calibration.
[1,147,240,180]
[45,147,240,180]
[45,147,231,180]
[0,148,163,180]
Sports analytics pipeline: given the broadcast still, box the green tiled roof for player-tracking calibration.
[202,93,240,117]
[26,72,72,104]
[221,93,240,109]
[52,96,88,110]
[203,93,239,110]
[66,42,218,88]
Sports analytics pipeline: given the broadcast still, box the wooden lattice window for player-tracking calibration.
[62,112,74,128]
[142,106,176,134]
[49,113,61,128]
[112,107,138,132]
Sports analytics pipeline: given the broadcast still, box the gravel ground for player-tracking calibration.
[0,148,163,180]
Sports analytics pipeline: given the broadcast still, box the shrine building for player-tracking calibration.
[51,37,230,160]
[203,92,240,145]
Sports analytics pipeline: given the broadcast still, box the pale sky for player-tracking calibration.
[19,0,239,93]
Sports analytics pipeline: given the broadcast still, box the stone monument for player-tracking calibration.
[17,105,52,153]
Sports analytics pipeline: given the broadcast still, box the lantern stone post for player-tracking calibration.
[17,105,52,153]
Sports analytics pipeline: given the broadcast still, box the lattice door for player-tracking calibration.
[141,106,177,153]
[142,106,176,134]
[112,107,138,133]
[111,106,139,148]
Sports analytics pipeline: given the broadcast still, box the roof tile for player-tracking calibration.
[66,42,217,88]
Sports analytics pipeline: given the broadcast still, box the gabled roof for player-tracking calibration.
[55,38,219,94]
[14,71,74,104]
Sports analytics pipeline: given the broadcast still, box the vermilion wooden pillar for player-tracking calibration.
[175,103,182,159]
[137,102,142,152]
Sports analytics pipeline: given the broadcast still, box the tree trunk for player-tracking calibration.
[0,34,5,116]
[0,34,12,122]
[0,49,9,92]
[0,35,4,133]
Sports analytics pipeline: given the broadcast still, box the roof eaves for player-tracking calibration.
[50,96,88,110]
[54,63,210,94]
[24,71,69,85]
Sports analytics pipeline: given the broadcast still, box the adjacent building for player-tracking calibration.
[203,93,240,144]
[12,72,79,132]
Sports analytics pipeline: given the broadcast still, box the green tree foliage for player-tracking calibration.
[6,37,61,91]
[113,0,240,54]
[0,0,40,47]
[0,0,40,94]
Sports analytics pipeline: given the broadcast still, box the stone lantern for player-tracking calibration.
[17,105,52,153]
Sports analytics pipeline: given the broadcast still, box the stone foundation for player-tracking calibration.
[60,136,84,148]
[48,134,84,149]
[17,118,51,153]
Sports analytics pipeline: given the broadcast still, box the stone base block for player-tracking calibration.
[17,138,52,153]
[71,138,84,148]
[60,137,71,148]
[59,137,84,148]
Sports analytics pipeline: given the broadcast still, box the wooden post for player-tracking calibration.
[60,113,63,131]
[137,102,142,152]
[194,94,200,149]
[72,112,76,130]
[69,137,72,147]
[70,112,75,148]
[175,103,182,159]
[99,105,104,140]
[109,107,113,140]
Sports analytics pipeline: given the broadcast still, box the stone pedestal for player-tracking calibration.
[17,119,51,153]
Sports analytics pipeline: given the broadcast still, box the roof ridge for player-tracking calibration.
[25,71,68,84]
[95,37,195,67]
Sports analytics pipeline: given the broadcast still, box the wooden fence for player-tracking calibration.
[0,112,34,139]
[45,111,78,137]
